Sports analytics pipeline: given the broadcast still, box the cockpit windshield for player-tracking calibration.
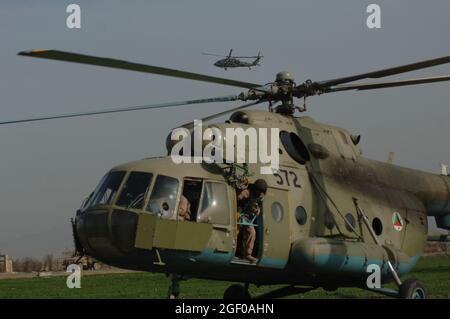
[147,175,179,218]
[86,171,126,208]
[116,172,153,209]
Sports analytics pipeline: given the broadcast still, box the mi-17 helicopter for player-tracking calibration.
[3,49,450,299]
[202,49,263,70]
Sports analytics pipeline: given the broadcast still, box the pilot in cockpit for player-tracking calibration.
[177,195,191,221]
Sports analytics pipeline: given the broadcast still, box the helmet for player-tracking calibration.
[253,179,268,194]
[275,71,294,83]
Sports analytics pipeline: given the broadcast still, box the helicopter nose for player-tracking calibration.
[75,209,139,258]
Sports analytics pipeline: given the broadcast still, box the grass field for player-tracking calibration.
[0,255,449,299]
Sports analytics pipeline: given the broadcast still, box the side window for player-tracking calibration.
[179,179,203,221]
[197,182,230,225]
[147,175,179,219]
[116,172,153,209]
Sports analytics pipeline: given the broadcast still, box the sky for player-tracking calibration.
[0,0,449,257]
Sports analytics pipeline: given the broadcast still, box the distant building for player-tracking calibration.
[0,254,13,273]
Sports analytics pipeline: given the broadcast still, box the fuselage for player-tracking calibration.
[214,58,258,69]
[74,110,450,288]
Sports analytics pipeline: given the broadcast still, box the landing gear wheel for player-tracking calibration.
[399,278,426,299]
[223,284,251,299]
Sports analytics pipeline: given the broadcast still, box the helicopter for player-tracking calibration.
[3,49,450,299]
[202,49,262,70]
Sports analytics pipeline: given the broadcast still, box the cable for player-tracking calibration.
[308,170,363,240]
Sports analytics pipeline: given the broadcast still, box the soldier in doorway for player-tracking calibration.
[236,179,267,263]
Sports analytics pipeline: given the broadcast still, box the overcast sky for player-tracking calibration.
[0,0,449,257]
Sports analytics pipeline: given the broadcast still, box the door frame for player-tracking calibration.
[259,186,290,269]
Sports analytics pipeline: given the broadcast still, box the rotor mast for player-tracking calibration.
[238,71,305,116]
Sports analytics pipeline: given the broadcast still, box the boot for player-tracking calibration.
[245,255,258,263]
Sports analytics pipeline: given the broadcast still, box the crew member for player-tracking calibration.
[237,179,267,263]
[178,195,191,221]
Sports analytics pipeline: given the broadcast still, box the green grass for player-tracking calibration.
[0,256,449,299]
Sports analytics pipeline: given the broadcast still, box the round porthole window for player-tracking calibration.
[271,202,284,223]
[345,213,356,232]
[295,206,308,225]
[279,131,310,164]
[372,218,383,236]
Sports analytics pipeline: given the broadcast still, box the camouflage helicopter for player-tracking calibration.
[202,49,263,70]
[4,50,450,299]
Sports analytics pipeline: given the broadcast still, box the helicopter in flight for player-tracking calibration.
[202,49,263,70]
[3,49,450,299]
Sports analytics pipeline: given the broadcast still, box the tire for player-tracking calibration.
[399,278,426,299]
[223,284,250,299]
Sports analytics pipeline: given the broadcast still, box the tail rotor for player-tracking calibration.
[253,51,263,66]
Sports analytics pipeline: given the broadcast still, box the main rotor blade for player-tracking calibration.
[201,52,227,57]
[0,95,239,126]
[327,75,450,92]
[232,56,263,59]
[179,100,266,129]
[201,52,262,58]
[317,55,450,87]
[18,50,262,89]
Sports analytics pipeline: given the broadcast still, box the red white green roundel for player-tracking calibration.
[392,211,404,231]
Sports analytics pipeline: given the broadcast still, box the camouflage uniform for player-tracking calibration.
[238,187,264,262]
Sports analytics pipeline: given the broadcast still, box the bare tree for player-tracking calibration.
[43,254,54,271]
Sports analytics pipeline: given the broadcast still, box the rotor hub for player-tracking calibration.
[275,71,295,83]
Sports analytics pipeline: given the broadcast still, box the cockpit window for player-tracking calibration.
[116,172,153,209]
[147,175,179,219]
[89,171,126,207]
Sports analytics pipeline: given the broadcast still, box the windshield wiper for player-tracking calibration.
[128,193,145,209]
